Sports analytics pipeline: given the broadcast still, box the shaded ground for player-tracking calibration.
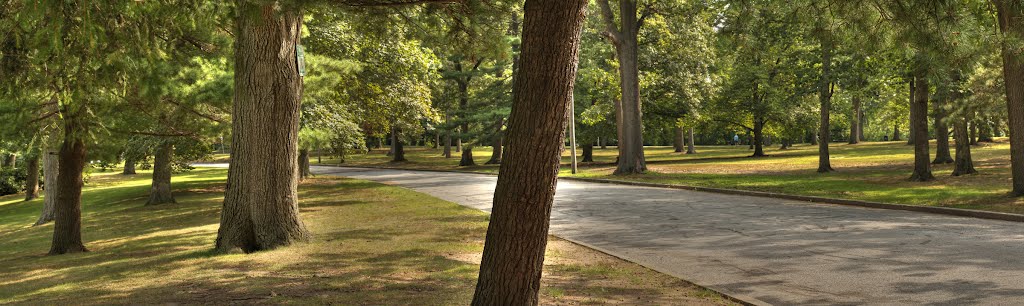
[311,139,1024,214]
[0,168,731,305]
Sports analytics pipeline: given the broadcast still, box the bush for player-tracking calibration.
[0,168,26,196]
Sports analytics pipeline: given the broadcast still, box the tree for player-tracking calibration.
[597,0,651,175]
[993,0,1024,194]
[471,0,587,303]
[909,65,935,181]
[216,1,310,252]
[34,148,58,226]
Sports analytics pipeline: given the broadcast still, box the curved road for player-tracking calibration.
[311,166,1024,305]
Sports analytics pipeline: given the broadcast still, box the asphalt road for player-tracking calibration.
[310,165,1024,305]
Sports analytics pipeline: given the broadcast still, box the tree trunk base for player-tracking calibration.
[459,149,475,166]
[146,193,177,206]
[931,156,954,165]
[909,171,936,182]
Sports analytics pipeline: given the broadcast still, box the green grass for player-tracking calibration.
[0,168,733,305]
[319,139,1024,214]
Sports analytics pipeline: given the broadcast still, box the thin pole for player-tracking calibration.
[569,98,578,174]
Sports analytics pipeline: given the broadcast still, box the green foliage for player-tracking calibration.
[0,168,26,196]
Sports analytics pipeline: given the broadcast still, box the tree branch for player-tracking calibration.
[597,0,622,46]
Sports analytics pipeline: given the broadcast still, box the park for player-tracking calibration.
[1,0,1023,305]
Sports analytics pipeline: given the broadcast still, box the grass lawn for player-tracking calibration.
[0,168,732,305]
[312,139,1024,214]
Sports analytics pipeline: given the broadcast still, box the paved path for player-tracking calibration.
[311,166,1024,305]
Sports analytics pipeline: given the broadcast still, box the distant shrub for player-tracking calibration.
[0,168,26,196]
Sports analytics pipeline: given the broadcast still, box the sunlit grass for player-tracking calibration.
[0,168,732,305]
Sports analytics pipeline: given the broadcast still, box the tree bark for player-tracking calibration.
[216,1,310,253]
[486,136,503,164]
[459,147,475,166]
[752,120,766,157]
[600,0,646,175]
[970,122,979,145]
[24,154,39,201]
[859,108,866,141]
[34,150,58,226]
[581,144,594,162]
[893,123,901,141]
[299,149,311,180]
[978,120,995,142]
[686,126,697,154]
[817,35,834,172]
[392,127,406,162]
[471,0,587,303]
[953,115,977,176]
[995,0,1024,194]
[907,80,916,146]
[443,113,452,158]
[673,126,684,153]
[50,119,88,255]
[909,72,935,182]
[123,155,137,175]
[147,142,176,205]
[849,96,861,144]
[932,96,954,164]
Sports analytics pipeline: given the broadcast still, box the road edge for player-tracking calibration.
[313,163,1024,223]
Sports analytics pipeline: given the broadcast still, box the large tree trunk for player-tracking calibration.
[50,120,88,255]
[859,108,866,141]
[216,2,310,253]
[932,96,954,164]
[486,136,503,165]
[907,80,916,146]
[673,126,684,153]
[34,150,59,226]
[893,123,902,141]
[581,144,594,162]
[459,147,475,166]
[298,149,311,180]
[599,137,606,149]
[686,126,697,154]
[24,154,39,201]
[909,72,935,182]
[849,96,861,144]
[443,132,452,158]
[996,0,1024,194]
[471,0,587,303]
[970,122,979,145]
[122,155,137,175]
[817,36,834,172]
[443,113,453,158]
[978,120,995,142]
[392,127,406,162]
[752,120,766,157]
[953,115,977,176]
[146,142,176,206]
[603,0,646,175]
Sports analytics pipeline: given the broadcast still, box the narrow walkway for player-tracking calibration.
[313,166,1024,305]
